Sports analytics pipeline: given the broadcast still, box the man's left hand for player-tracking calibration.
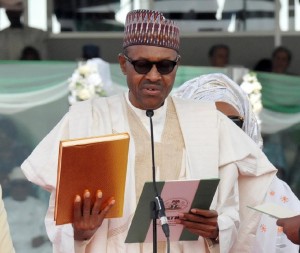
[176,209,219,240]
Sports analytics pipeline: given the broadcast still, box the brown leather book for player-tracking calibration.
[54,132,130,225]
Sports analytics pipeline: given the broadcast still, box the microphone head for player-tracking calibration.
[146,110,154,117]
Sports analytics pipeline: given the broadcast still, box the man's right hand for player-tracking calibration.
[73,190,115,241]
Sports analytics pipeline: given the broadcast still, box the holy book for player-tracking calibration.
[54,132,130,225]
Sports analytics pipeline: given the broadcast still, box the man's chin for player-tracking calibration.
[143,100,165,111]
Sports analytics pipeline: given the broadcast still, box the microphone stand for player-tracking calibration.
[146,110,170,253]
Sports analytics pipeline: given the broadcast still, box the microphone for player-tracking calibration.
[146,110,154,117]
[146,109,170,238]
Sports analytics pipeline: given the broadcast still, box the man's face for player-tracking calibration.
[272,51,290,73]
[211,48,229,67]
[6,10,22,25]
[10,180,30,201]
[119,45,179,110]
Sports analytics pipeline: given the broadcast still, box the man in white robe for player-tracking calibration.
[21,9,277,253]
[0,0,48,60]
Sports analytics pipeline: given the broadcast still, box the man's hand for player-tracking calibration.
[276,215,300,245]
[73,190,115,241]
[176,209,219,240]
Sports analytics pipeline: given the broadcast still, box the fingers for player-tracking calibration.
[179,214,218,226]
[99,197,115,220]
[73,190,115,220]
[180,219,217,231]
[178,217,218,239]
[83,190,92,222]
[176,209,219,239]
[276,218,285,226]
[91,190,103,215]
[73,190,115,241]
[178,209,218,227]
[190,209,218,218]
[73,195,82,222]
[185,227,214,239]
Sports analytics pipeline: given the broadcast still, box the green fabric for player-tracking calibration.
[1,61,300,114]
[0,61,226,93]
[0,61,76,93]
[256,71,300,113]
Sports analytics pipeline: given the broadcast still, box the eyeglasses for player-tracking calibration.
[227,115,244,128]
[122,54,180,75]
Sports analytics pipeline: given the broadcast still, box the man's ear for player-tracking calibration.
[118,53,127,75]
[177,55,181,66]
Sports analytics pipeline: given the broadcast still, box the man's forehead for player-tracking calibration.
[126,46,178,62]
[126,45,177,56]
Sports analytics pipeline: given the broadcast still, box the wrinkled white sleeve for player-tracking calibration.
[217,112,277,252]
[21,113,71,191]
[208,163,239,253]
[21,113,76,253]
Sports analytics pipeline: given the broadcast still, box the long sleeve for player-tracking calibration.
[20,98,113,253]
[0,186,15,253]
[21,113,74,253]
[215,163,240,252]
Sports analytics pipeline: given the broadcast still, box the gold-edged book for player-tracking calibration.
[54,132,130,225]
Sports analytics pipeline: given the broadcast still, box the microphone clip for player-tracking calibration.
[155,196,170,237]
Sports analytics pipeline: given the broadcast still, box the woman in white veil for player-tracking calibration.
[173,73,300,253]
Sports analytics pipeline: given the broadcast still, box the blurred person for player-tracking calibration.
[0,116,31,189]
[253,52,289,180]
[82,44,100,60]
[255,48,293,181]
[20,46,41,60]
[4,167,51,253]
[21,9,277,253]
[253,58,272,72]
[0,116,25,197]
[0,0,48,60]
[271,46,292,75]
[0,184,15,253]
[208,44,230,67]
[173,73,300,253]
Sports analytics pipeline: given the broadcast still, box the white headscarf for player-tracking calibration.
[173,73,263,148]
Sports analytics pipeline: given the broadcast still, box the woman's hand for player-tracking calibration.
[277,215,300,245]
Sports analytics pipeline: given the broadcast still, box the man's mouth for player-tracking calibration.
[143,88,161,97]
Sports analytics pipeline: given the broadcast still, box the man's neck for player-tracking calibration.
[10,23,23,29]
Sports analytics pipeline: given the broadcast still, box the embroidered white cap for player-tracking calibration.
[123,9,180,52]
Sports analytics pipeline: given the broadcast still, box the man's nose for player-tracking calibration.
[145,64,161,81]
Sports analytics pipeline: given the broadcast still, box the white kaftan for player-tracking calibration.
[21,93,277,253]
